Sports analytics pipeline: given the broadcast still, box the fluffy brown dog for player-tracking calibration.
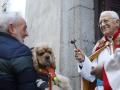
[32,44,72,90]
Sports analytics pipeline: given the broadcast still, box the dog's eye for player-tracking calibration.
[48,51,52,54]
[37,52,44,56]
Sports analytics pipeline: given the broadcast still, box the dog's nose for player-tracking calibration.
[45,55,50,60]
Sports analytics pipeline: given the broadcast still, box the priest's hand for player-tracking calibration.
[74,49,85,62]
[90,66,102,80]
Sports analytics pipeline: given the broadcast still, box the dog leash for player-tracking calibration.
[38,65,59,90]
[48,73,52,90]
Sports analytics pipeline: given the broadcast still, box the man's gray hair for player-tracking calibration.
[100,11,119,19]
[0,12,24,33]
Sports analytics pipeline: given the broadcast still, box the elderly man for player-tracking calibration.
[0,12,47,90]
[74,11,120,90]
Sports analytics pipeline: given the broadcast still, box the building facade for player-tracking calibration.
[25,0,94,90]
[0,0,119,89]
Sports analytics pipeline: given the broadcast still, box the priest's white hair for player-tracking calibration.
[100,11,119,19]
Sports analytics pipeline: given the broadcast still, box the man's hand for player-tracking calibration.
[90,66,102,80]
[36,79,48,90]
[74,49,85,62]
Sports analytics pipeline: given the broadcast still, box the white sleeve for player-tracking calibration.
[77,55,96,82]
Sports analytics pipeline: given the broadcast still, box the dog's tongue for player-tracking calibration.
[46,67,56,80]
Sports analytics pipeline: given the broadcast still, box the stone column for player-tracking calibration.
[60,0,94,90]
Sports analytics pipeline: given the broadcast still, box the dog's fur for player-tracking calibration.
[32,44,72,90]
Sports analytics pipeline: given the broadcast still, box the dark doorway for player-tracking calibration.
[94,0,105,42]
[105,0,120,16]
[94,0,120,42]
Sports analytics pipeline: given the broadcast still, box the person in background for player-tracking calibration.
[0,12,47,90]
[74,11,120,90]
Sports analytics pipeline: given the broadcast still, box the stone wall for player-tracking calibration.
[0,0,4,12]
[25,0,61,72]
[60,0,94,89]
[25,0,95,89]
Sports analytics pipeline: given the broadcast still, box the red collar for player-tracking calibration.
[112,28,120,49]
[112,28,120,41]
[38,65,56,80]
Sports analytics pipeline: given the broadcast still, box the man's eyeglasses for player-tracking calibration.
[98,18,117,27]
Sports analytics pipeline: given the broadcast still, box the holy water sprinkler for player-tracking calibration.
[70,39,77,49]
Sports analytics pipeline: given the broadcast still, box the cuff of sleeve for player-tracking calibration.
[77,56,96,82]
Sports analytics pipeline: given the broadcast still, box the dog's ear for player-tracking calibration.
[52,51,56,68]
[30,47,34,51]
[32,47,39,71]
